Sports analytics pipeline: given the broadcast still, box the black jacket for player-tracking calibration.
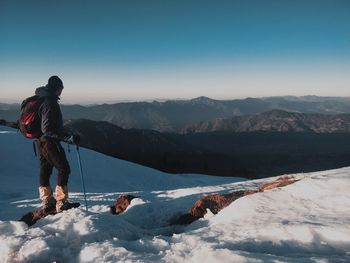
[35,86,67,141]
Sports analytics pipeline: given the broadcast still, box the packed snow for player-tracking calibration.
[0,126,349,262]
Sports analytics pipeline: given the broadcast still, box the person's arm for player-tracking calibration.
[40,100,64,140]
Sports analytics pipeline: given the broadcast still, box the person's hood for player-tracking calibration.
[35,86,60,100]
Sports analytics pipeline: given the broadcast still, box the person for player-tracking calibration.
[35,76,80,213]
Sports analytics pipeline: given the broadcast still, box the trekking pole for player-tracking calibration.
[76,145,88,211]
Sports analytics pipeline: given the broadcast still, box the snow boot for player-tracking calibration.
[39,186,56,213]
[55,185,80,213]
[56,200,80,212]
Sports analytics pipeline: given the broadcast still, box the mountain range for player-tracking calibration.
[2,95,350,132]
[61,110,350,179]
[182,109,350,133]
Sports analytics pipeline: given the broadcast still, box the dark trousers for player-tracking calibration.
[38,140,70,187]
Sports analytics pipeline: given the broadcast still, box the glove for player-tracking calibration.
[66,134,80,145]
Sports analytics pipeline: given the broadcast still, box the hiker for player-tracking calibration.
[34,76,80,213]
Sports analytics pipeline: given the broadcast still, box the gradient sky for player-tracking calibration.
[0,0,349,103]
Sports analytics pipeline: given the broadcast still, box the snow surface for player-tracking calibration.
[0,126,350,262]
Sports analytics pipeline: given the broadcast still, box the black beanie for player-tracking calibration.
[47,76,64,91]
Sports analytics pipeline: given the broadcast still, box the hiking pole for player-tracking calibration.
[76,145,88,211]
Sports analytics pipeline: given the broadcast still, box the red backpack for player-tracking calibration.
[19,96,44,139]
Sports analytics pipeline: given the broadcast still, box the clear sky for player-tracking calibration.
[0,0,349,104]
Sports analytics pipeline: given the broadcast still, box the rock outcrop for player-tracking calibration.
[110,194,137,215]
[174,176,300,225]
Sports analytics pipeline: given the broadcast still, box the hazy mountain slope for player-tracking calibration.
[182,110,350,133]
[264,96,350,113]
[63,119,216,175]
[61,118,350,179]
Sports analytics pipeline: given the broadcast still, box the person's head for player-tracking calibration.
[46,76,64,96]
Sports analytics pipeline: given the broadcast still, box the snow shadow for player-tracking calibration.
[212,236,350,263]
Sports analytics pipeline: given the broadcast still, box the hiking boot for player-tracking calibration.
[55,185,68,203]
[56,200,80,213]
[39,186,56,213]
[55,185,80,212]
[42,200,56,214]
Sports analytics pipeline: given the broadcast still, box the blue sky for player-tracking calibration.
[0,0,349,103]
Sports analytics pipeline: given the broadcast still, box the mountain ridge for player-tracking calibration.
[181,109,350,134]
[2,95,350,132]
[60,114,350,178]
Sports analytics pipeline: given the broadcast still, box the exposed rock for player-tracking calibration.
[174,176,300,225]
[110,194,137,215]
[190,189,259,218]
[259,176,300,191]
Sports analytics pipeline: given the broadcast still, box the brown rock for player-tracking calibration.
[189,189,259,218]
[110,194,137,215]
[174,176,300,225]
[259,176,300,192]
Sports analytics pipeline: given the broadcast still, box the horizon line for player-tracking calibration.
[1,94,350,105]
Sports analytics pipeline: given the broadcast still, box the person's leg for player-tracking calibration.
[38,141,55,210]
[51,142,70,187]
[39,154,53,187]
[43,140,71,211]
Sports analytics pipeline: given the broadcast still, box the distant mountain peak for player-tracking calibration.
[191,96,214,102]
[190,96,218,106]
